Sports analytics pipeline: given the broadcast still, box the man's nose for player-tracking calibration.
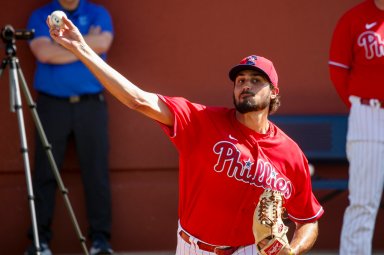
[242,81,252,89]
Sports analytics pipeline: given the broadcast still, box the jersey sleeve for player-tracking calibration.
[285,153,324,223]
[329,13,354,68]
[156,95,205,151]
[329,13,353,107]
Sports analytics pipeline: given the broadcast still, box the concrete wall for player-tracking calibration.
[2,0,383,254]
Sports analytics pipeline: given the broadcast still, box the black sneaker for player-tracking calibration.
[89,237,113,255]
[24,242,52,255]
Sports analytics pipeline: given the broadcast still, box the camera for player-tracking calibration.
[1,25,34,44]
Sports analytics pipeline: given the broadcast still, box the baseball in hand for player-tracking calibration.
[50,10,67,27]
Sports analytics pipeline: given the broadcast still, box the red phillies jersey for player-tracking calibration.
[329,0,384,102]
[158,95,324,247]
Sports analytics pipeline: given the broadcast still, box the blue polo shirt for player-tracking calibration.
[27,0,114,97]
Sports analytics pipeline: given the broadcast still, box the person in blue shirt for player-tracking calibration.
[25,0,114,254]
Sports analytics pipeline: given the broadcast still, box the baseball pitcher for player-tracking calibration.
[47,15,324,255]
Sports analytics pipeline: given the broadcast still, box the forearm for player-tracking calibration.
[75,42,147,107]
[290,221,318,255]
[31,39,78,64]
[84,32,113,55]
[31,31,113,64]
[44,38,109,63]
[71,41,172,125]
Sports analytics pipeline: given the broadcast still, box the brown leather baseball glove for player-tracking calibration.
[253,189,289,255]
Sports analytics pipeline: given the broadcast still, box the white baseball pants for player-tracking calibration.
[339,96,384,255]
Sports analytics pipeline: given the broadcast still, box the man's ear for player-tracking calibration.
[270,87,279,99]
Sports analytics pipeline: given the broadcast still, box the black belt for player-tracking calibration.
[179,230,239,255]
[39,92,104,103]
[360,98,384,108]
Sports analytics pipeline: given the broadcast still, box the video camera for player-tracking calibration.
[1,25,34,44]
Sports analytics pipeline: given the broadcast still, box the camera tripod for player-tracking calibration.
[0,26,89,255]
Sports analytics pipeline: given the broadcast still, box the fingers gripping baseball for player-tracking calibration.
[46,12,85,51]
[253,189,290,255]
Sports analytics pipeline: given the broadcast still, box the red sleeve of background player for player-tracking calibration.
[329,12,353,108]
[285,152,324,223]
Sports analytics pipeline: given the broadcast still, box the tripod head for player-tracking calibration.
[1,25,34,57]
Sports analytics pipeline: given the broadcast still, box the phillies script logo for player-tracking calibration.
[213,141,292,198]
[358,31,384,59]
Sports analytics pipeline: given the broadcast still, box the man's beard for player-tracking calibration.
[233,92,270,114]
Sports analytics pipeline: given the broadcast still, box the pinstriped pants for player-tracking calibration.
[340,96,384,255]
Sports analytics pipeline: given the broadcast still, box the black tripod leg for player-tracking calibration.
[8,57,42,255]
[15,58,89,255]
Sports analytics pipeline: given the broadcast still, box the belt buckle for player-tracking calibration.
[69,95,80,103]
[369,99,381,108]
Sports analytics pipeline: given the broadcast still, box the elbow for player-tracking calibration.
[96,40,112,53]
[98,38,112,53]
[93,33,113,54]
[125,97,147,111]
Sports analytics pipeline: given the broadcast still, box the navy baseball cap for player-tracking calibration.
[228,55,279,89]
